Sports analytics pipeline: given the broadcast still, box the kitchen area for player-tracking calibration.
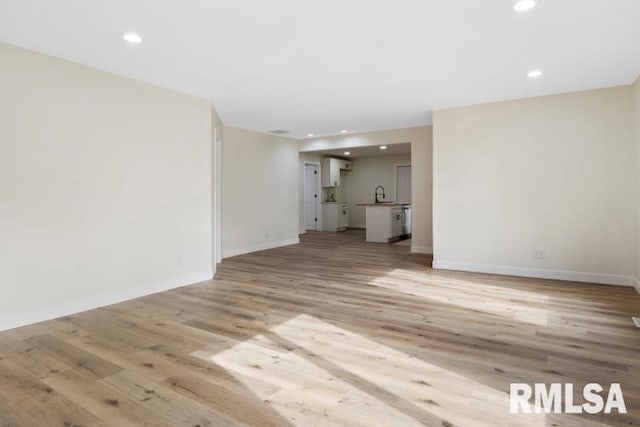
[357,193,412,243]
[302,143,412,244]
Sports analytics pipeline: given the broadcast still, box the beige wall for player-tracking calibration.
[433,86,636,285]
[223,127,299,256]
[635,76,640,287]
[343,155,412,228]
[411,129,433,254]
[299,126,433,253]
[0,42,215,331]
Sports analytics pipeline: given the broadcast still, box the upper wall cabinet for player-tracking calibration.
[321,157,352,187]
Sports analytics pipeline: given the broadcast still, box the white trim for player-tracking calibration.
[299,228,307,235]
[411,245,433,254]
[351,223,366,229]
[634,277,640,294]
[0,271,213,333]
[433,260,635,287]
[223,237,300,258]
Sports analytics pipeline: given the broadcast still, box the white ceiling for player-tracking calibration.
[1,1,639,139]
[312,143,411,159]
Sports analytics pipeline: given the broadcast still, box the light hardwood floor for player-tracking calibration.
[1,230,639,426]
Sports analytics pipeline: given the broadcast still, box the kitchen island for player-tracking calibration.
[357,203,412,243]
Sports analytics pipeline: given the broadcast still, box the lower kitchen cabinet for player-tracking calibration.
[364,205,410,242]
[322,202,349,232]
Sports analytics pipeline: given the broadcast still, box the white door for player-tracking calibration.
[304,164,319,230]
[396,165,412,203]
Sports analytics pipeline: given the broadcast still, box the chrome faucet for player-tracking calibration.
[374,185,385,203]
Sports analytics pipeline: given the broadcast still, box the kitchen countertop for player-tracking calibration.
[356,203,412,207]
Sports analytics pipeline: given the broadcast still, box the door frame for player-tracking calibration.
[394,163,412,203]
[303,162,322,232]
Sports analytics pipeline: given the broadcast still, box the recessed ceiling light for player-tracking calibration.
[380,146,387,150]
[527,69,543,78]
[344,151,351,155]
[514,0,536,12]
[122,32,143,44]
[340,130,348,134]
[307,133,314,137]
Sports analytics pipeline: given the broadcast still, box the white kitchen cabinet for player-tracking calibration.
[391,207,403,238]
[364,205,407,242]
[322,202,348,231]
[337,204,349,229]
[321,158,340,187]
[321,158,352,187]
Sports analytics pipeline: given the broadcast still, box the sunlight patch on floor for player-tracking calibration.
[193,314,546,427]
[370,268,551,327]
[194,334,424,426]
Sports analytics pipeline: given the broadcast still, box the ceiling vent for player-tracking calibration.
[268,129,289,135]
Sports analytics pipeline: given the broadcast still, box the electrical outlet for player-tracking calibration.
[533,249,545,259]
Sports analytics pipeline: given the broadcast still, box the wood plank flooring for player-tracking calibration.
[1,229,640,426]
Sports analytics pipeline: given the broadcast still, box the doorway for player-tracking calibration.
[395,164,412,203]
[304,163,320,231]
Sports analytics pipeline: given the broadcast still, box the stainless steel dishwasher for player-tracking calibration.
[402,205,412,236]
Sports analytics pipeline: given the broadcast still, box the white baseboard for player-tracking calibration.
[351,223,366,229]
[299,228,306,235]
[411,245,433,254]
[432,260,635,287]
[223,237,300,258]
[0,271,213,333]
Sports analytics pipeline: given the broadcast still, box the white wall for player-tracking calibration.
[223,127,299,257]
[299,126,433,253]
[433,86,636,286]
[0,42,215,331]
[343,155,412,228]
